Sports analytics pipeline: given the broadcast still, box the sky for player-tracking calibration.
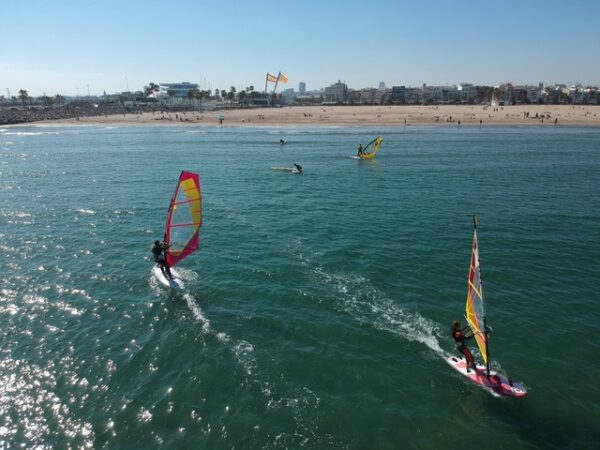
[1,0,599,96]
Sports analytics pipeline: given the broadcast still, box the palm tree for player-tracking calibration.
[167,89,176,105]
[55,94,64,107]
[0,95,4,106]
[238,90,246,106]
[42,95,54,107]
[187,89,196,108]
[227,86,236,104]
[18,89,29,106]
[144,82,160,98]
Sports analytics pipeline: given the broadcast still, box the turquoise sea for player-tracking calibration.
[1,124,599,449]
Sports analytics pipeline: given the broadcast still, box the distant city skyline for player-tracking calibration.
[2,0,600,96]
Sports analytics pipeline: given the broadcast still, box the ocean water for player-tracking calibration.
[1,124,599,449]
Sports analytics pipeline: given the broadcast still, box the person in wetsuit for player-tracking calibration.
[293,163,303,173]
[357,144,364,156]
[452,320,477,372]
[152,240,173,280]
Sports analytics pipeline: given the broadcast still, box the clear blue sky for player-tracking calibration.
[1,0,599,96]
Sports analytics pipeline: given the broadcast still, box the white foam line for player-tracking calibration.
[312,266,447,358]
[182,292,210,333]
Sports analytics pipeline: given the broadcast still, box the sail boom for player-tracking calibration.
[170,222,202,228]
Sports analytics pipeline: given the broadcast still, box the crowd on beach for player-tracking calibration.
[2,103,599,127]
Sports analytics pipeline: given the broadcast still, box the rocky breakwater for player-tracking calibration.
[0,102,160,125]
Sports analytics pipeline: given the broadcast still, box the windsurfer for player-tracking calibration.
[451,320,477,372]
[152,240,173,280]
[280,139,287,145]
[293,163,303,173]
[357,144,364,156]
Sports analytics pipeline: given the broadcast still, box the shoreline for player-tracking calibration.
[8,105,600,128]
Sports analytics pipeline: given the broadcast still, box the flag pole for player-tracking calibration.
[264,73,269,93]
[272,71,281,94]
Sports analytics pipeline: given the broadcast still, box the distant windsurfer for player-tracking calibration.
[451,320,477,372]
[293,163,303,173]
[357,144,364,156]
[280,139,286,145]
[152,240,173,280]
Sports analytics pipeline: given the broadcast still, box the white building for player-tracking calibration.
[159,82,199,101]
[324,80,348,103]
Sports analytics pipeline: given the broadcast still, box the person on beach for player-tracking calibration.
[152,240,173,280]
[357,144,364,156]
[451,320,477,372]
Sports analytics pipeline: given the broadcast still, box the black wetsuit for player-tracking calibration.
[152,242,172,279]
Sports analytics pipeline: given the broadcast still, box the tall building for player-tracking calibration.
[299,82,306,94]
[324,80,348,103]
[379,81,386,90]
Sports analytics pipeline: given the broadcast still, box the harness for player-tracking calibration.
[452,330,467,350]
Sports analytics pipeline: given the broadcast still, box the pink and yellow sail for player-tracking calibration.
[465,216,489,365]
[164,171,202,267]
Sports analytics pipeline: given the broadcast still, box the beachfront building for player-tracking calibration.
[421,84,444,104]
[281,88,296,105]
[391,86,406,104]
[158,82,200,104]
[324,81,348,103]
[356,88,385,104]
[295,91,324,105]
[299,82,306,94]
[456,84,475,103]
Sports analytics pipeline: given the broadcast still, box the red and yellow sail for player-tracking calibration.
[465,217,488,364]
[165,171,202,267]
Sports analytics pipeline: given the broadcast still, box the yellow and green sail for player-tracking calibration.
[360,136,383,159]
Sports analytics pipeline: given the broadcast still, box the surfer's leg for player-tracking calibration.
[164,261,173,280]
[460,347,476,370]
[159,263,167,279]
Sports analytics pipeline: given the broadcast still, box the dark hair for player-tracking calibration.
[452,320,461,329]
[155,240,160,245]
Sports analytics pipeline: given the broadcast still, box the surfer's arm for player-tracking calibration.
[461,327,475,339]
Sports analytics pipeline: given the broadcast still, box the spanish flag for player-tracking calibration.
[266,73,278,82]
[278,73,289,83]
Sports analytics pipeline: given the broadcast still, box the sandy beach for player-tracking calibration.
[35,104,600,127]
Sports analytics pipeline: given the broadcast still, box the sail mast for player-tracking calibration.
[473,215,491,376]
[465,215,491,376]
